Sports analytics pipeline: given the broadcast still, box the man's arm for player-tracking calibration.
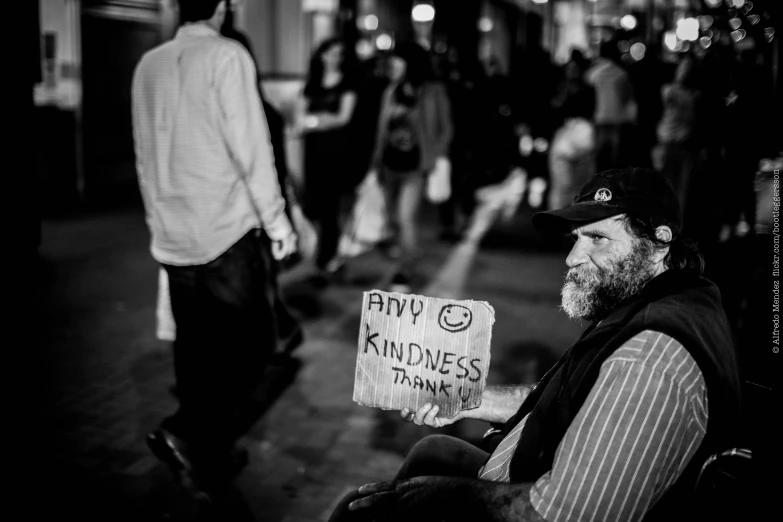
[401,384,534,427]
[217,47,293,244]
[529,331,706,522]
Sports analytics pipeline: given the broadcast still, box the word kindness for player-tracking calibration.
[353,291,495,418]
[363,324,483,398]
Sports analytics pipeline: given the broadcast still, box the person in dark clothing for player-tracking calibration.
[300,37,359,278]
[327,168,741,522]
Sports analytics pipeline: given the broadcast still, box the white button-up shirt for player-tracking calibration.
[132,23,291,266]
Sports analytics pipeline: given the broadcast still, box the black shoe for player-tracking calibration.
[147,429,209,503]
[147,430,249,487]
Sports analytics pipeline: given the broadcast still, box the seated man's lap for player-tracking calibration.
[329,435,488,522]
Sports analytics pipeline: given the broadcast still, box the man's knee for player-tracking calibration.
[408,434,455,459]
[398,434,477,480]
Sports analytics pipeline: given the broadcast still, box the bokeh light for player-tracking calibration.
[411,3,435,23]
[375,33,393,50]
[478,17,494,33]
[630,42,646,60]
[361,14,379,31]
[620,15,637,31]
[676,18,699,41]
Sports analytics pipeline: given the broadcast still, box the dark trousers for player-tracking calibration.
[328,435,489,522]
[161,229,277,460]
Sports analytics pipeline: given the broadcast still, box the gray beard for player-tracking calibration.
[561,240,659,322]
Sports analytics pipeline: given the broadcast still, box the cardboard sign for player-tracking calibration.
[353,290,495,418]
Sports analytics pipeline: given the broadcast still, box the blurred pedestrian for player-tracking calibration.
[509,40,560,208]
[299,37,359,282]
[131,0,296,502]
[654,55,702,233]
[586,40,637,171]
[548,49,596,209]
[368,41,453,293]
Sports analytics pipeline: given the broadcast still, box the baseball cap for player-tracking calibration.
[532,167,682,235]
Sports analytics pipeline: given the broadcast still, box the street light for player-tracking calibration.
[411,3,435,23]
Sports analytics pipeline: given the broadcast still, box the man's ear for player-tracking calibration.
[655,226,673,243]
[652,225,672,266]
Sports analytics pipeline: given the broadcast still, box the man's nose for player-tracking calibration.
[566,240,588,268]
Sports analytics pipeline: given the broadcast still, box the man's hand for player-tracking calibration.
[271,230,298,261]
[348,477,459,520]
[400,403,466,428]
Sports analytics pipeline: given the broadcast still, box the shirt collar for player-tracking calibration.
[176,22,219,39]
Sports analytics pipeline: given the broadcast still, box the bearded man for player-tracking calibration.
[328,168,741,522]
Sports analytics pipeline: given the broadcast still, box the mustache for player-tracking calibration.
[564,265,605,285]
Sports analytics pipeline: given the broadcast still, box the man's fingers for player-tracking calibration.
[423,404,441,426]
[357,481,395,495]
[348,491,394,511]
[412,403,434,425]
[349,482,396,511]
[400,408,415,422]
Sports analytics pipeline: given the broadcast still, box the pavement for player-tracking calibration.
[32,187,776,521]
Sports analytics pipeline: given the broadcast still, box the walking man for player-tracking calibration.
[132,0,296,495]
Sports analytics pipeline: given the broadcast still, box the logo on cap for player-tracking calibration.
[594,188,612,202]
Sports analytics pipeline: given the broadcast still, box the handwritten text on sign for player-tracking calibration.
[353,290,495,418]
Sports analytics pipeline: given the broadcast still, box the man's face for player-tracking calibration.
[561,215,659,322]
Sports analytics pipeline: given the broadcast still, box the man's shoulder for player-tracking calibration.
[607,330,704,386]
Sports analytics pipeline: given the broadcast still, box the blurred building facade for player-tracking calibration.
[31,0,781,215]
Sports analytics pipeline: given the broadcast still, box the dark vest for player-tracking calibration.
[505,270,741,520]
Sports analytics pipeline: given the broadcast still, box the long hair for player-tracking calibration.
[179,0,223,24]
[389,41,434,107]
[303,37,355,98]
[392,41,434,88]
[621,215,705,275]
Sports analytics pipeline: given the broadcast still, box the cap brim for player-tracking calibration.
[532,204,625,235]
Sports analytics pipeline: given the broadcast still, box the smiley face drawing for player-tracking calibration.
[437,304,473,333]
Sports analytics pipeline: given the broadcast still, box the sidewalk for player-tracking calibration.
[39,199,583,521]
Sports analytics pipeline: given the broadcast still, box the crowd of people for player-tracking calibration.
[285,19,776,298]
[130,0,774,519]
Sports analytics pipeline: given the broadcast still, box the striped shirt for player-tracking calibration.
[481,330,707,522]
[131,23,291,266]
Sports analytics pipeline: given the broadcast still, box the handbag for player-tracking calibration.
[337,170,392,259]
[426,156,451,203]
